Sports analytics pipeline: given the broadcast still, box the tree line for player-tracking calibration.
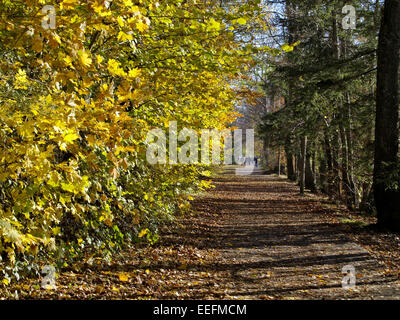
[254,0,400,230]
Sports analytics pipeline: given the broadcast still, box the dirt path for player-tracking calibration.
[160,167,400,300]
[5,167,400,299]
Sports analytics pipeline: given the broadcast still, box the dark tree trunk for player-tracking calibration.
[277,146,281,177]
[322,127,333,196]
[332,125,342,198]
[263,136,270,169]
[374,0,400,230]
[300,136,307,194]
[319,150,328,193]
[285,146,296,181]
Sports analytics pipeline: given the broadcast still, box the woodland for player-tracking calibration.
[0,0,400,300]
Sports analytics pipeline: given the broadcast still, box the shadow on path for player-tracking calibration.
[158,167,400,299]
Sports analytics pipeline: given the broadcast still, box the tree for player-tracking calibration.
[254,0,380,206]
[0,0,265,278]
[373,0,400,230]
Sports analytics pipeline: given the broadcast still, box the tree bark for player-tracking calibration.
[300,136,307,194]
[285,145,296,181]
[340,122,352,206]
[322,127,333,196]
[305,152,317,193]
[374,0,400,230]
[263,136,270,169]
[277,146,281,177]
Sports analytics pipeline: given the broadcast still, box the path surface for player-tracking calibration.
[161,167,400,299]
[6,167,400,299]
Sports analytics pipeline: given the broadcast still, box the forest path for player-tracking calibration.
[161,166,400,299]
[9,167,400,299]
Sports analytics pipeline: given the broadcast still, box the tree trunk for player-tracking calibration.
[322,127,333,196]
[374,0,400,230]
[300,136,307,194]
[332,125,342,198]
[340,122,352,207]
[345,124,359,208]
[319,141,327,191]
[285,146,296,181]
[341,39,359,209]
[263,136,270,169]
[331,15,342,199]
[305,153,317,193]
[277,146,281,177]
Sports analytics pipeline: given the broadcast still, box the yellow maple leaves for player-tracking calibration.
[207,18,221,32]
[118,273,129,282]
[63,132,79,144]
[136,19,150,33]
[118,31,133,42]
[236,17,247,25]
[128,68,141,79]
[78,50,92,68]
[0,0,263,274]
[60,0,79,10]
[107,59,126,77]
[14,69,30,90]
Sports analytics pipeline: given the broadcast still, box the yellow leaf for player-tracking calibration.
[96,54,104,65]
[136,20,149,32]
[117,16,125,27]
[78,50,92,68]
[128,68,141,79]
[281,44,294,53]
[61,0,79,10]
[118,273,129,282]
[63,132,79,144]
[237,18,247,25]
[207,18,221,31]
[64,55,74,67]
[107,59,126,77]
[118,31,133,42]
[138,228,148,238]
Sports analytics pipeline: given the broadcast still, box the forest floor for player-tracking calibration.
[3,166,400,300]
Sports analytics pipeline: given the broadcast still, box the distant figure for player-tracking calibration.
[254,156,258,167]
[247,157,252,166]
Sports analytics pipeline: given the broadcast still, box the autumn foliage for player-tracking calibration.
[0,0,262,280]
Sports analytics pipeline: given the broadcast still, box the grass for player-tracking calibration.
[340,218,370,228]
